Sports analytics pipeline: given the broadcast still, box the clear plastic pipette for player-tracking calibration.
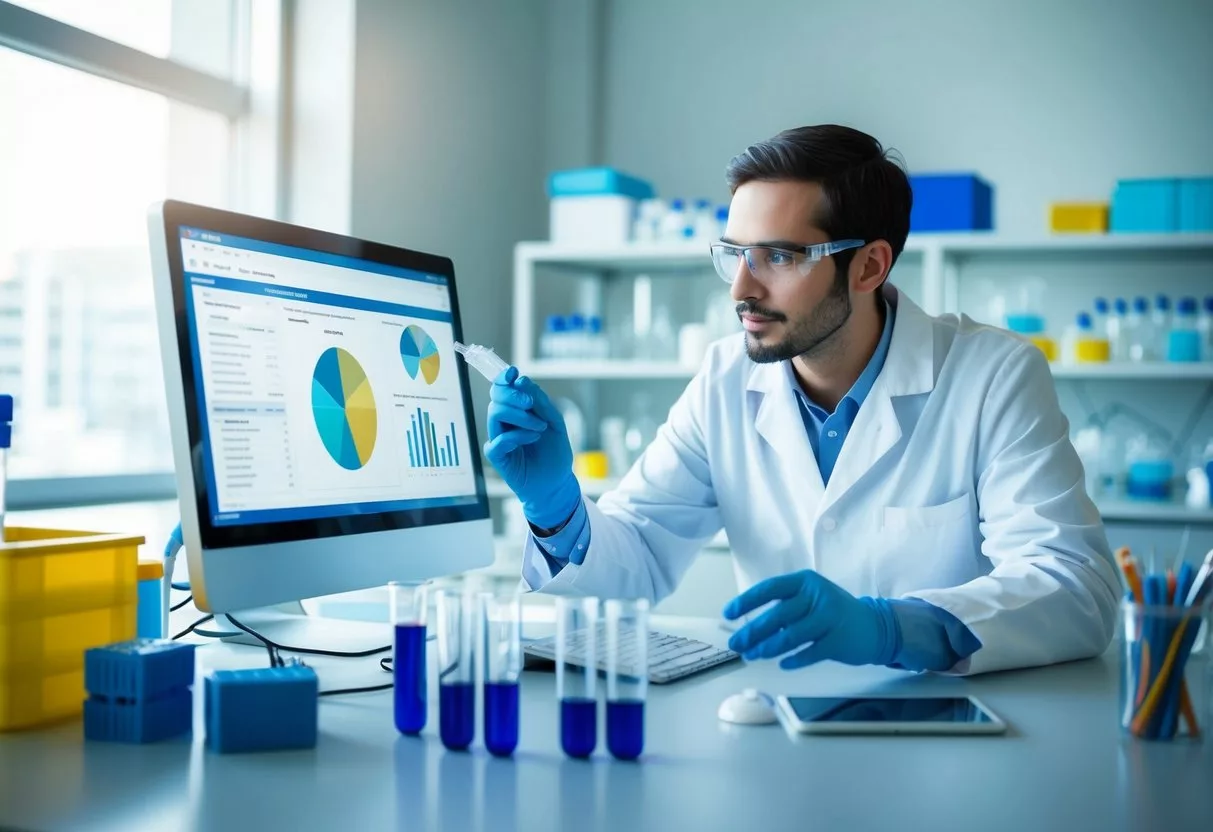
[454,340,509,382]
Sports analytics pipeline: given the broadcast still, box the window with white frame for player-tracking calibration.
[0,0,280,497]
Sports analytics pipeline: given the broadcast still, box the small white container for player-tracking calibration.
[678,323,710,368]
[550,194,637,245]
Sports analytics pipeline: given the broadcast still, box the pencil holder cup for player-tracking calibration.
[1120,601,1211,741]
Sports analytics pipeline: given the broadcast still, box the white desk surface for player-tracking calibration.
[1,615,1211,832]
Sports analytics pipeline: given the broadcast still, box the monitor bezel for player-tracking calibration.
[152,200,491,552]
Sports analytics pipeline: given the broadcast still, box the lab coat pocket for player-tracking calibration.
[882,494,971,531]
[878,494,977,595]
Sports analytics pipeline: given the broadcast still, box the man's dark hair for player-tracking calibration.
[724,125,912,274]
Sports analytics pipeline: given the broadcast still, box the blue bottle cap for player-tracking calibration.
[0,424,9,450]
[1076,312,1093,330]
[670,198,685,210]
[567,313,585,329]
[694,198,711,209]
[715,205,729,220]
[1133,297,1149,314]
[587,316,603,333]
[0,394,11,422]
[547,315,566,332]
[1205,296,1213,314]
[1114,298,1128,315]
[1093,297,1109,314]
[1156,294,1170,311]
[1178,297,1198,314]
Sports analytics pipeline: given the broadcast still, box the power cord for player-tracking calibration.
[224,613,396,697]
[170,594,194,612]
[173,614,215,640]
[224,613,392,659]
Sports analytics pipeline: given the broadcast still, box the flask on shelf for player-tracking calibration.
[1166,297,1201,362]
[1198,296,1213,361]
[567,313,587,360]
[540,315,567,360]
[691,199,717,239]
[1109,297,1129,361]
[660,199,688,241]
[587,316,609,359]
[1152,294,1171,359]
[1127,297,1155,362]
[1092,297,1110,342]
[632,199,664,242]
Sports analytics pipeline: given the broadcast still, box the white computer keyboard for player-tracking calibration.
[523,627,739,684]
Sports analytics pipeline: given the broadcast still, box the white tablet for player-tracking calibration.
[776,695,1007,735]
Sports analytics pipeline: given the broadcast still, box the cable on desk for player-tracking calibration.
[223,613,392,659]
[223,613,285,667]
[173,614,215,640]
[318,681,394,697]
[170,594,194,612]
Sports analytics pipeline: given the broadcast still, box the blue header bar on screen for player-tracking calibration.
[180,226,448,285]
[187,274,453,323]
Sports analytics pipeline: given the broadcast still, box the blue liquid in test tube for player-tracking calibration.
[561,698,597,758]
[440,682,475,750]
[394,624,427,735]
[606,699,644,760]
[484,682,520,757]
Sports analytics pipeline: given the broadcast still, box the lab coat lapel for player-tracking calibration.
[820,287,938,510]
[749,362,826,504]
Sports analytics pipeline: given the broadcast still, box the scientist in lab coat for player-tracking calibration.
[485,124,1119,675]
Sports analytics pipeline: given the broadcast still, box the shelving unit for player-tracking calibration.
[508,233,1213,530]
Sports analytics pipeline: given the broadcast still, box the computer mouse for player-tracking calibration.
[717,688,778,725]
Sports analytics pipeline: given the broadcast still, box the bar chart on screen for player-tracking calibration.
[407,406,461,469]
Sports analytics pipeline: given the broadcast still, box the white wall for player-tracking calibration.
[600,0,1213,236]
[348,0,550,433]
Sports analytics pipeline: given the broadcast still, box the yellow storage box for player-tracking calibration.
[0,527,144,731]
[1049,202,1109,233]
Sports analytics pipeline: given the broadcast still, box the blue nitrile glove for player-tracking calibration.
[484,366,581,531]
[722,570,901,669]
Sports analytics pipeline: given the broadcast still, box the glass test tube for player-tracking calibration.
[605,598,648,761]
[556,596,599,758]
[481,592,522,757]
[390,581,430,735]
[436,589,475,751]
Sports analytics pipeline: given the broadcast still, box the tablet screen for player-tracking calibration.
[785,696,996,724]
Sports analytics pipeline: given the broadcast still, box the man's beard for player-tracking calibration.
[741,274,852,363]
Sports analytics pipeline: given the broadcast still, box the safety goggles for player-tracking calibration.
[709,239,865,284]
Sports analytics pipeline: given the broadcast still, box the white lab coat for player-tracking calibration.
[522,285,1120,675]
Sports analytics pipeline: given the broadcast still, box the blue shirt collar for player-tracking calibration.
[791,299,895,418]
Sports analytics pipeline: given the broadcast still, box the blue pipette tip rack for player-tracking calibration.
[205,665,318,753]
[83,639,196,743]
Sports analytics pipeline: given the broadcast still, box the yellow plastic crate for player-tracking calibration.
[1049,202,1109,233]
[0,527,144,731]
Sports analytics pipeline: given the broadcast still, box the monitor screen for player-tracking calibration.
[171,221,487,549]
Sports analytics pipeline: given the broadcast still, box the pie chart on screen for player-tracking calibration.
[311,347,377,470]
[400,325,440,384]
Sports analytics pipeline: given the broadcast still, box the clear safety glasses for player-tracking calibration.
[709,239,865,284]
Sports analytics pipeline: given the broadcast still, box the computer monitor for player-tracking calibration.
[147,200,493,643]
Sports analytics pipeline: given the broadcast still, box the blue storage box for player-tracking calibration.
[547,167,654,200]
[85,640,195,702]
[1178,178,1213,232]
[205,665,318,753]
[909,173,993,232]
[84,687,192,744]
[1111,179,1179,232]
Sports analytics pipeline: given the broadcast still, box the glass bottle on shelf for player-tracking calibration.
[624,393,659,469]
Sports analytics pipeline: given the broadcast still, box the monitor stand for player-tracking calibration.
[204,602,394,654]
